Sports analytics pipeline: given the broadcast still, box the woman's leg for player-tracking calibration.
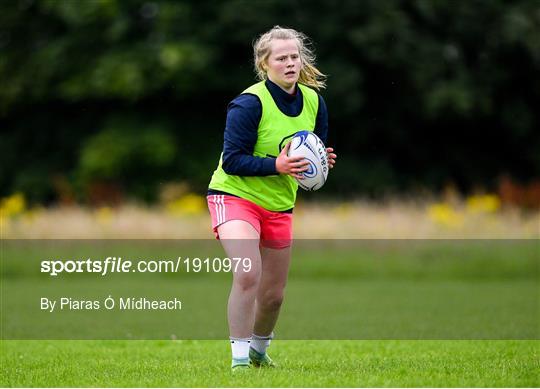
[253,245,292,337]
[217,220,262,338]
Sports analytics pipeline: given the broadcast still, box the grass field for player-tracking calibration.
[1,235,538,386]
[1,340,538,387]
[2,240,538,340]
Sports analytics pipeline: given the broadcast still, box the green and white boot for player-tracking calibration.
[249,347,276,368]
[231,357,251,373]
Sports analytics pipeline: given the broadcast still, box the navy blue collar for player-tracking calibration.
[265,79,302,102]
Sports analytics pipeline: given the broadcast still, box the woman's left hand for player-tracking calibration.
[326,147,337,169]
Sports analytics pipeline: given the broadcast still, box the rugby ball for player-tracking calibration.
[287,131,329,191]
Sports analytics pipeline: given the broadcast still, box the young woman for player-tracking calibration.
[207,26,336,371]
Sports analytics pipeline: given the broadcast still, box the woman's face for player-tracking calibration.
[265,39,302,93]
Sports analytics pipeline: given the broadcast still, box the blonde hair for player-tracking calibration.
[253,26,326,90]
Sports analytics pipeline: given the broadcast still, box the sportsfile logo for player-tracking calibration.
[40,256,252,276]
[41,257,134,276]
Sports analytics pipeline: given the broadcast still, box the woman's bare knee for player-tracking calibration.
[259,290,284,311]
[234,271,260,292]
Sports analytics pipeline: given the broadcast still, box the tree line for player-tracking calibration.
[1,0,538,204]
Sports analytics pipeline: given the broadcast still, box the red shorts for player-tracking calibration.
[207,194,293,249]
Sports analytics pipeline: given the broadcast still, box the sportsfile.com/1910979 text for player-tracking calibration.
[40,257,252,276]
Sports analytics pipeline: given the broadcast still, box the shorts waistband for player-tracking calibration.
[206,189,293,214]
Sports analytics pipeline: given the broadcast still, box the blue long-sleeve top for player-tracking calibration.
[219,79,328,177]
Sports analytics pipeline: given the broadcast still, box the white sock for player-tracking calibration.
[230,337,250,363]
[250,332,273,355]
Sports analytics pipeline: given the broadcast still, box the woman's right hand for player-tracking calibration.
[275,142,309,180]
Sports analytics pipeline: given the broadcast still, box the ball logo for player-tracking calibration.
[302,158,317,178]
[287,130,329,191]
[292,132,309,151]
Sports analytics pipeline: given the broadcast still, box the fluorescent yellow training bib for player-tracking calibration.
[209,81,319,211]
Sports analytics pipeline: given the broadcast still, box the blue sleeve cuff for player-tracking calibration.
[261,157,278,175]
